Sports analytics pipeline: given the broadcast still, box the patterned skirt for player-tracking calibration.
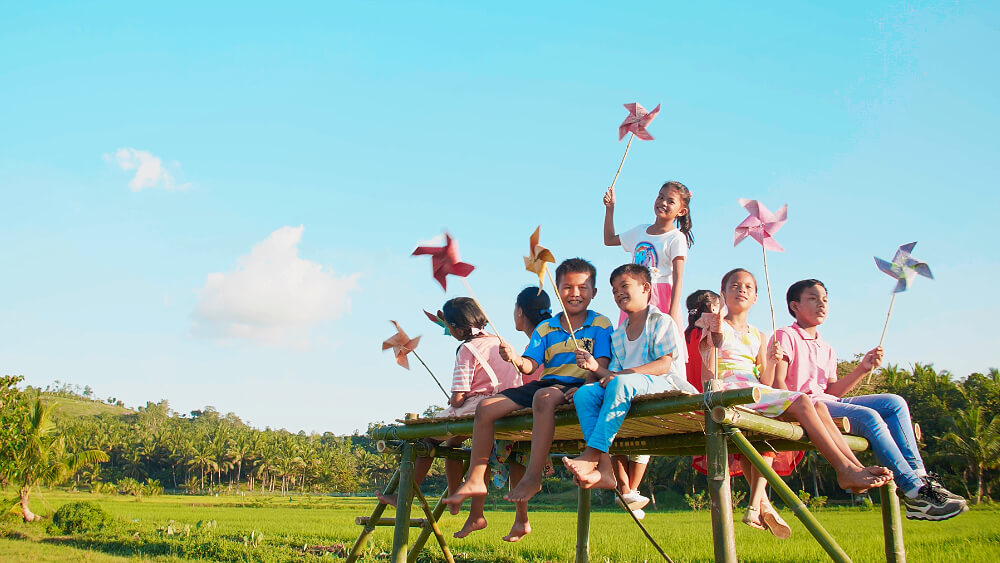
[720,371,801,418]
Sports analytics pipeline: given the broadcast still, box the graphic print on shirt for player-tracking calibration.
[633,241,658,269]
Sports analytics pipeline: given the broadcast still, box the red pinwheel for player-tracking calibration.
[423,309,451,336]
[412,233,475,291]
[381,321,421,369]
[734,199,788,252]
[618,102,661,141]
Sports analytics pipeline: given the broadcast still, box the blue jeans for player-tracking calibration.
[821,394,925,494]
[575,374,687,453]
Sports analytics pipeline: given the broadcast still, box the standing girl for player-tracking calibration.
[700,269,892,537]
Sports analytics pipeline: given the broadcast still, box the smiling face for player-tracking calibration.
[611,272,651,314]
[721,270,757,313]
[557,271,596,315]
[653,185,688,222]
[790,284,828,327]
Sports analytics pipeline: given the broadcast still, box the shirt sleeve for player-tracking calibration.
[592,322,613,360]
[650,314,679,360]
[522,327,546,366]
[773,328,793,364]
[451,344,477,392]
[619,224,641,255]
[665,229,688,260]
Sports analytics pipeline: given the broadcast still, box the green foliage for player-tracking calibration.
[48,501,111,534]
[684,490,709,511]
[808,494,828,511]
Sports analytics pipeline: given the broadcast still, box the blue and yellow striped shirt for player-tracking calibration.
[523,310,614,383]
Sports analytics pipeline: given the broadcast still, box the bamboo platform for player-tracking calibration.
[349,387,907,563]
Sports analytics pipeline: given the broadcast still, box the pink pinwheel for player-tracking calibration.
[423,309,451,336]
[734,199,789,252]
[618,102,661,141]
[875,242,933,293]
[381,321,421,369]
[412,233,475,291]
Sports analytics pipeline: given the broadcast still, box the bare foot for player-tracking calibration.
[443,479,488,506]
[503,520,532,542]
[836,466,889,493]
[585,461,618,490]
[453,514,487,538]
[505,477,542,503]
[375,492,398,507]
[562,456,599,483]
[449,502,461,516]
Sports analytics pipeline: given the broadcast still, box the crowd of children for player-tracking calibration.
[395,179,966,544]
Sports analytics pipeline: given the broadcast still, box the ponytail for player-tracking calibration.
[516,287,552,329]
[662,180,694,247]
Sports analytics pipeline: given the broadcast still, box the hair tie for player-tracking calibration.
[539,308,552,316]
[471,327,487,336]
[688,308,699,315]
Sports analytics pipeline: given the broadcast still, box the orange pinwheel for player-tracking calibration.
[381,321,421,370]
[523,226,555,292]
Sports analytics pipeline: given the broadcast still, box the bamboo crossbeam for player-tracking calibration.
[370,389,760,441]
[356,517,427,527]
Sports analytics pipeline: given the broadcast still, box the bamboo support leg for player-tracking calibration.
[576,487,591,563]
[346,469,401,563]
[391,444,417,563]
[728,428,852,563]
[706,413,737,563]
[409,460,468,561]
[879,482,906,563]
[410,479,454,563]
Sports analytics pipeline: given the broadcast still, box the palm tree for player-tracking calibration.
[941,407,1000,504]
[3,399,108,521]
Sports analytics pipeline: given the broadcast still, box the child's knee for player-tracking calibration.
[532,389,564,410]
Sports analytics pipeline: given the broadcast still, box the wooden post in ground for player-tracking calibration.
[705,408,737,562]
[411,479,454,563]
[576,487,592,563]
[727,428,852,563]
[409,459,467,562]
[879,481,906,563]
[346,468,401,563]
[391,443,417,563]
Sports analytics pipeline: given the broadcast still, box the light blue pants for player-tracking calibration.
[575,373,693,453]
[822,394,926,495]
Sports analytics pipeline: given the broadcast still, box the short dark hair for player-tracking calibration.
[720,268,756,294]
[442,297,487,341]
[515,287,552,328]
[555,258,596,287]
[610,263,651,285]
[786,279,827,317]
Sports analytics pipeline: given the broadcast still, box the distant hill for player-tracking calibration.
[38,393,133,419]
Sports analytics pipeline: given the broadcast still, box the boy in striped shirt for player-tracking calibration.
[445,258,613,527]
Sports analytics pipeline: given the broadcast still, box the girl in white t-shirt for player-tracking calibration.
[603,180,693,332]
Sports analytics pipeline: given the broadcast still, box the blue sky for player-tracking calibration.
[1,2,997,434]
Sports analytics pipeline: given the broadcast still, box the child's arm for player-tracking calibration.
[825,346,883,397]
[603,186,621,247]
[668,257,685,327]
[757,336,783,386]
[450,391,467,408]
[574,350,616,386]
[498,339,538,375]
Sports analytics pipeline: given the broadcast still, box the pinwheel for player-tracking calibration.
[382,321,449,399]
[609,102,661,192]
[734,198,789,332]
[523,226,578,347]
[423,309,451,336]
[875,242,934,347]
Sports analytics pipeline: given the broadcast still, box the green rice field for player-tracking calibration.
[2,492,998,562]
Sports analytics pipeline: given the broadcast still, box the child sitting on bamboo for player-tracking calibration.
[563,264,697,491]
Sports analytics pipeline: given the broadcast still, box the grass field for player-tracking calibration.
[2,491,999,562]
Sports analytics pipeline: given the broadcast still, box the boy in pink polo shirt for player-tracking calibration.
[771,279,967,521]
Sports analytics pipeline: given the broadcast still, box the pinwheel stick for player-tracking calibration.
[761,246,777,334]
[609,133,635,191]
[460,279,509,345]
[878,293,897,348]
[409,348,450,401]
[544,268,580,349]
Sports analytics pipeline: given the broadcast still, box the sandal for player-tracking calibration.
[741,506,766,531]
[760,502,791,540]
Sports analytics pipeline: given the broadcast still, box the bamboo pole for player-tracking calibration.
[762,245,777,334]
[728,428,852,563]
[356,517,427,527]
[878,293,897,348]
[576,487,592,563]
[391,444,417,563]
[409,349,450,401]
[705,409,737,563]
[411,479,454,563]
[545,268,579,348]
[879,481,906,563]
[370,388,760,441]
[609,133,635,192]
[346,469,401,563]
[612,488,674,562]
[409,460,468,562]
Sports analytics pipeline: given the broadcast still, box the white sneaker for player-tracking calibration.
[632,508,646,520]
[616,491,650,511]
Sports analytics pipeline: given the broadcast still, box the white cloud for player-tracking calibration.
[194,226,360,349]
[104,147,190,191]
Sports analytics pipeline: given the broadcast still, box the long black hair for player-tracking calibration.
[442,297,487,342]
[516,287,552,332]
[685,289,720,338]
[662,180,694,247]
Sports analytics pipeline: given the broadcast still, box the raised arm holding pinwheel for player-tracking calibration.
[733,198,787,334]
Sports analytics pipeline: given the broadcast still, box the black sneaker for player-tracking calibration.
[922,473,967,506]
[899,484,966,521]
